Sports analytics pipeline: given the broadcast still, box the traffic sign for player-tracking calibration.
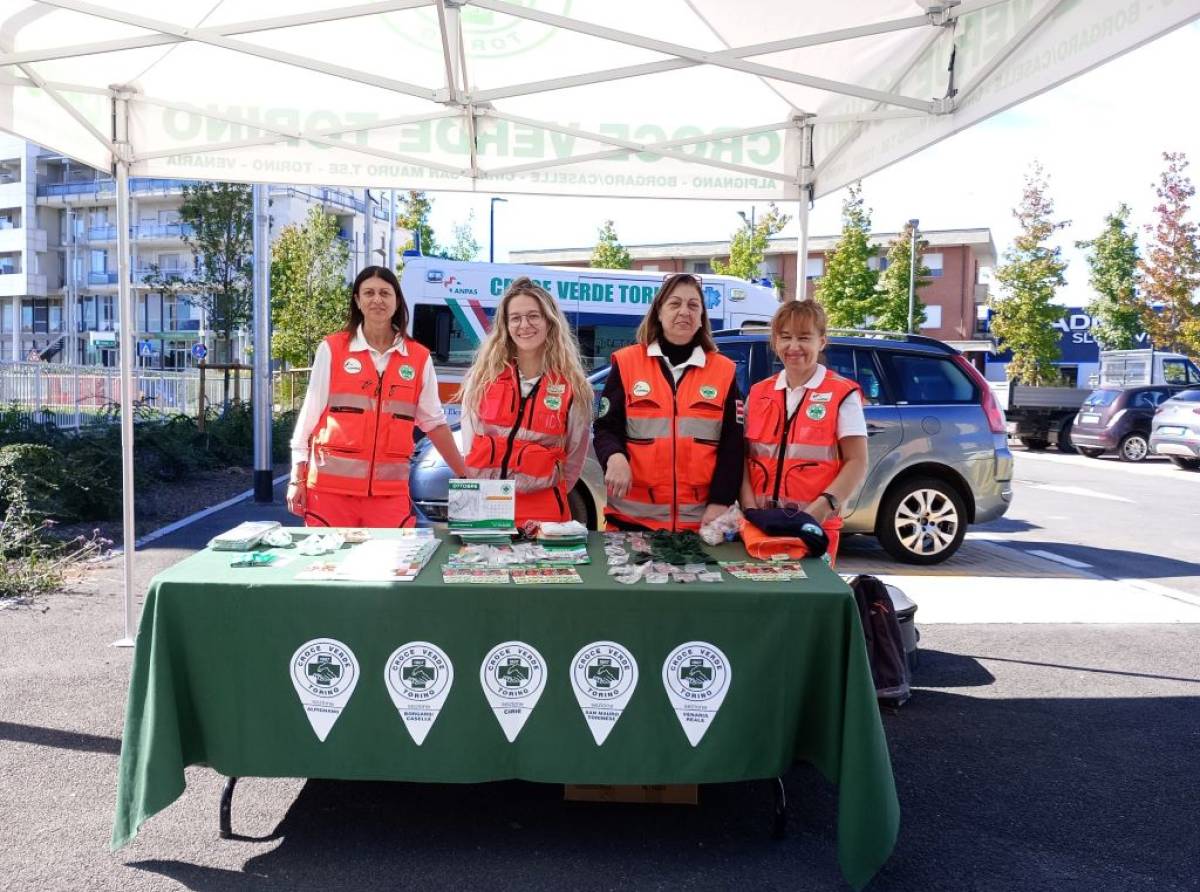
[138,340,154,358]
[191,343,208,360]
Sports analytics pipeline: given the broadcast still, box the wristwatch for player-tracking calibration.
[819,491,840,515]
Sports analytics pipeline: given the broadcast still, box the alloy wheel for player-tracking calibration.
[893,487,961,558]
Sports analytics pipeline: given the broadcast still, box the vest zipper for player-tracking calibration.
[772,390,801,506]
[500,377,542,479]
[367,367,384,496]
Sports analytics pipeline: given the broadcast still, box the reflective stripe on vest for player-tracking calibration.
[743,371,859,509]
[604,343,735,532]
[307,332,429,498]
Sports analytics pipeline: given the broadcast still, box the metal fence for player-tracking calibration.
[0,362,253,428]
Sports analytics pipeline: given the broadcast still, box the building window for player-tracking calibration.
[925,253,944,278]
[868,256,890,272]
[0,208,21,229]
[0,252,21,275]
[805,257,823,280]
[90,249,107,273]
[920,305,943,329]
[1,298,12,332]
[88,208,108,227]
[0,159,20,185]
[689,260,713,275]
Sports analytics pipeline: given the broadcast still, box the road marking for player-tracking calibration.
[1026,549,1094,569]
[1122,579,1200,609]
[1027,484,1134,503]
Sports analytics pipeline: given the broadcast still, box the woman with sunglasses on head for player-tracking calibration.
[287,265,467,528]
[458,277,593,527]
[740,299,868,561]
[593,272,744,532]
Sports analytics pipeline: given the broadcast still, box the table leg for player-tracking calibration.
[219,776,239,839]
[772,777,788,839]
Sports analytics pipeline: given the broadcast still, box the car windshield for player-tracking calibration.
[1082,389,1120,407]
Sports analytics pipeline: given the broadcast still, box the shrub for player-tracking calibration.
[0,489,111,603]
[0,443,72,521]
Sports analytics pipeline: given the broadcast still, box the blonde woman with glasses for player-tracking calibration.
[459,277,593,527]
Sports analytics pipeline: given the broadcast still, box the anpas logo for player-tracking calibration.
[387,1,571,59]
[439,274,480,297]
[703,286,721,310]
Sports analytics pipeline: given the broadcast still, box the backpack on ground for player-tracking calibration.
[849,574,912,708]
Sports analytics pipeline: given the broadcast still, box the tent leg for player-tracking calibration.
[219,776,239,838]
[251,184,273,503]
[112,92,136,649]
[795,119,813,302]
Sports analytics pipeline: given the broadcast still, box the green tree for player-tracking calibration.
[446,211,481,262]
[1138,152,1200,356]
[814,184,878,327]
[590,220,633,269]
[711,203,789,289]
[990,163,1069,385]
[1076,204,1142,350]
[874,222,931,332]
[144,183,253,365]
[270,207,351,369]
[396,190,439,262]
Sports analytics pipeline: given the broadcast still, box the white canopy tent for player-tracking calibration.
[0,0,1194,639]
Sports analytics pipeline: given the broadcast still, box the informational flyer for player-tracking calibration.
[448,479,517,533]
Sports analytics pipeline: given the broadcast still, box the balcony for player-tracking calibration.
[37,178,202,200]
[88,271,119,285]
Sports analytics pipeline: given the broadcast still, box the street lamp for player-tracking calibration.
[906,218,920,334]
[489,197,508,263]
[737,206,756,231]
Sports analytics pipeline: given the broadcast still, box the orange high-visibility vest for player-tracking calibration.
[743,370,860,510]
[464,365,573,522]
[306,331,430,499]
[604,343,735,532]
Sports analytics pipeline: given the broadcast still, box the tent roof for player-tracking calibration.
[1,1,1195,200]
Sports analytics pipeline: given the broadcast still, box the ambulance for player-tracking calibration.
[400,255,782,412]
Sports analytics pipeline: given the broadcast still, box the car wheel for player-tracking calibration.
[1168,456,1200,471]
[877,477,967,565]
[568,487,594,529]
[1019,437,1049,450]
[1078,447,1104,458]
[1056,419,1076,454]
[1118,433,1149,462]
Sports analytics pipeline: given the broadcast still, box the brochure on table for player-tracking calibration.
[448,479,517,535]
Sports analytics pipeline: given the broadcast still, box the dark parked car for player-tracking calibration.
[1150,388,1200,470]
[1071,385,1191,462]
[410,330,1014,564]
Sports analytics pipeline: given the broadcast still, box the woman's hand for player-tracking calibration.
[804,497,831,524]
[605,453,632,499]
[286,481,307,517]
[701,503,727,527]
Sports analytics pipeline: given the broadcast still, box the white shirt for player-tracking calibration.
[460,368,592,491]
[290,327,448,467]
[646,340,708,384]
[774,365,868,439]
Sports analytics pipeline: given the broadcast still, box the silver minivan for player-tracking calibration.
[410,331,1013,564]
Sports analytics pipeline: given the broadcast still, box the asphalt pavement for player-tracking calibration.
[3,479,1200,891]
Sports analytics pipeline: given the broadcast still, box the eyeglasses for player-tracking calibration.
[507,311,545,328]
[663,272,704,289]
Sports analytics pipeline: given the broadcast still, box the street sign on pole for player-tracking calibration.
[191,342,208,361]
[138,340,153,358]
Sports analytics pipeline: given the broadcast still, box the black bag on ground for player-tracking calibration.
[849,574,912,707]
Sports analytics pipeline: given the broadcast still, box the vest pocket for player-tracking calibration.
[321,407,365,451]
[465,433,503,470]
[383,418,416,458]
[512,442,560,490]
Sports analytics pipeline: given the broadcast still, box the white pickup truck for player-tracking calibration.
[992,349,1200,451]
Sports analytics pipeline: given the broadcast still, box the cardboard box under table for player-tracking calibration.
[112,530,898,890]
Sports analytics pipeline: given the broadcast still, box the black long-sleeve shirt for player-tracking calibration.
[593,351,744,508]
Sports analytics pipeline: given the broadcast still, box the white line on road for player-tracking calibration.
[1028,483,1134,503]
[1025,549,1094,569]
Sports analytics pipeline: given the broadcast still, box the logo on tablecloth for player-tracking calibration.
[385,641,454,746]
[662,642,732,747]
[290,638,360,742]
[571,641,639,746]
[481,641,547,743]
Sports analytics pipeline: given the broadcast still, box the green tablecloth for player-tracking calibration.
[113,531,898,889]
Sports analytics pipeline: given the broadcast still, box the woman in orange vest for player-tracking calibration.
[594,272,744,532]
[459,277,593,528]
[740,299,868,560]
[287,265,466,527]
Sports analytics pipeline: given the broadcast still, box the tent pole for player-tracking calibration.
[252,184,273,502]
[113,90,136,648]
[796,119,812,302]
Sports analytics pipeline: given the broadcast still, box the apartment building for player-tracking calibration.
[1,134,391,368]
[511,228,997,352]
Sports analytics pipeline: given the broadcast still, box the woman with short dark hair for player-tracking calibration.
[593,272,744,531]
[287,265,465,527]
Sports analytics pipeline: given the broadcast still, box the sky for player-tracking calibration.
[422,20,1200,309]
